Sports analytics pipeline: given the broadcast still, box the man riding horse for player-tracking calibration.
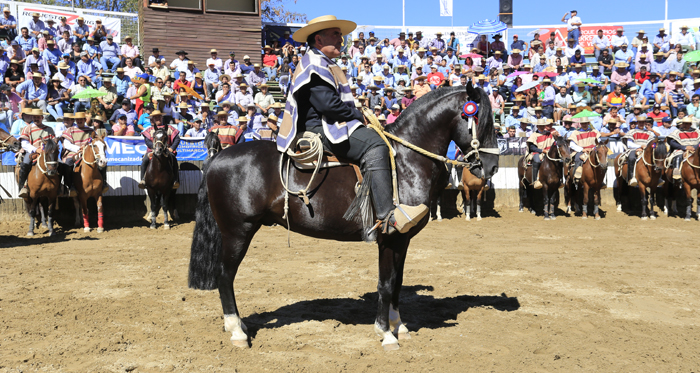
[622,115,656,187]
[61,112,108,196]
[568,117,604,187]
[527,118,559,189]
[277,16,428,234]
[667,116,700,182]
[138,110,181,189]
[17,108,57,198]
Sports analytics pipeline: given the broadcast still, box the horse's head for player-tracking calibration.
[594,141,609,171]
[455,82,499,179]
[651,138,667,172]
[554,136,572,165]
[153,128,168,157]
[205,130,221,158]
[42,138,59,177]
[90,134,108,168]
[0,128,20,153]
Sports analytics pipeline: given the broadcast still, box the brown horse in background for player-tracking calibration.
[461,167,488,221]
[144,128,177,230]
[629,138,666,220]
[72,135,108,232]
[0,128,20,153]
[566,143,609,220]
[518,136,571,220]
[22,139,61,236]
[677,146,700,221]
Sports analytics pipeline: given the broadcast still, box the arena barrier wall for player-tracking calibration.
[0,156,692,223]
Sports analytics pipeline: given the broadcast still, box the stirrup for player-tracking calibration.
[574,168,582,179]
[101,185,109,194]
[372,204,429,235]
[138,179,146,189]
[629,177,638,187]
[172,181,180,189]
[18,186,29,198]
[68,187,77,197]
[533,180,543,189]
[672,169,681,180]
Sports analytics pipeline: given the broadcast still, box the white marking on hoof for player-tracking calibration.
[663,207,668,216]
[543,217,550,221]
[530,209,536,215]
[595,216,601,220]
[566,207,572,214]
[582,216,588,220]
[150,225,156,229]
[476,216,482,221]
[685,218,691,222]
[650,215,656,220]
[465,215,471,221]
[389,306,410,340]
[27,232,34,237]
[519,208,524,213]
[641,216,648,221]
[375,322,400,351]
[96,228,104,233]
[616,204,622,212]
[163,224,170,230]
[83,227,91,233]
[225,314,249,348]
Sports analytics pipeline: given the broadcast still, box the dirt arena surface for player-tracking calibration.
[1,208,699,372]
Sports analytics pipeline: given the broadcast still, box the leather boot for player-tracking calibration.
[363,146,428,235]
[628,160,638,187]
[672,156,682,180]
[171,154,180,189]
[17,162,32,198]
[138,155,148,189]
[532,160,543,189]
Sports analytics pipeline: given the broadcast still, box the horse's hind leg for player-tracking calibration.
[465,190,471,221]
[388,236,410,341]
[73,197,82,227]
[518,183,525,213]
[80,195,90,232]
[96,194,104,233]
[38,203,47,229]
[476,188,483,221]
[593,189,601,220]
[640,187,648,220]
[26,199,36,237]
[649,188,657,220]
[582,184,590,219]
[149,193,159,229]
[543,188,550,220]
[46,198,56,236]
[220,222,261,348]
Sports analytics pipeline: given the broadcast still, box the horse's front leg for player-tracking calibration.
[388,236,410,342]
[26,199,36,237]
[543,187,550,220]
[80,195,90,232]
[649,187,657,220]
[476,187,484,221]
[162,192,170,230]
[73,197,82,227]
[46,198,55,237]
[465,189,471,221]
[640,186,648,220]
[593,188,601,220]
[581,184,590,219]
[375,237,405,351]
[149,191,158,229]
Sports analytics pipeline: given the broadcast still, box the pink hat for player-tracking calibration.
[513,34,518,38]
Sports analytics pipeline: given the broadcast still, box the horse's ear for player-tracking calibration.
[466,81,480,104]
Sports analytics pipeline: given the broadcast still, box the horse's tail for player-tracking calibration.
[188,168,222,290]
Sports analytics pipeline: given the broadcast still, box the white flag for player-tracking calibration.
[439,0,453,17]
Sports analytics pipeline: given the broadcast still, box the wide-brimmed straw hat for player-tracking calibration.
[292,15,356,43]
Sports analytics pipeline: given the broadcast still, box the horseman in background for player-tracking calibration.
[622,115,656,187]
[61,111,108,196]
[667,116,700,182]
[138,110,181,189]
[526,118,559,189]
[276,15,428,235]
[568,117,603,186]
[17,108,57,198]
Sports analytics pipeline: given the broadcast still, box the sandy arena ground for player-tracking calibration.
[1,208,699,372]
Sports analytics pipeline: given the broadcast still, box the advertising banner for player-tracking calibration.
[17,4,122,42]
[537,26,620,55]
[104,136,207,166]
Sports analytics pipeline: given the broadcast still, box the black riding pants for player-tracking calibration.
[306,125,386,163]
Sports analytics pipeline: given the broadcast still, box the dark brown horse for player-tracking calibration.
[0,128,20,203]
[677,146,700,220]
[144,128,176,229]
[22,139,61,236]
[518,137,571,220]
[628,138,666,220]
[460,167,489,221]
[72,135,108,232]
[188,84,499,350]
[566,143,609,220]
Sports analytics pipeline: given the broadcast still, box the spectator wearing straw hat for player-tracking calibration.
[119,35,141,69]
[0,7,17,40]
[610,27,629,53]
[246,63,266,91]
[254,83,274,114]
[651,51,669,80]
[17,71,48,113]
[28,13,45,40]
[673,25,696,51]
[614,43,635,74]
[653,27,670,54]
[72,17,89,45]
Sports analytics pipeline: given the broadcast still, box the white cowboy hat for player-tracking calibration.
[292,15,356,43]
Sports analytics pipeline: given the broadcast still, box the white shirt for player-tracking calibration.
[567,16,581,31]
[673,32,695,46]
[610,35,630,48]
[206,57,223,70]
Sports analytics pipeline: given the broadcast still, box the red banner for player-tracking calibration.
[538,26,621,55]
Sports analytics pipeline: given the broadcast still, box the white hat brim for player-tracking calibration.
[293,16,356,43]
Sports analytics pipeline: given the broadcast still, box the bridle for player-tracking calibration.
[80,139,103,166]
[0,134,17,152]
[589,144,607,169]
[459,101,500,168]
[640,140,663,170]
[36,144,58,175]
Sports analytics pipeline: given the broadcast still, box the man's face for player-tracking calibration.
[598,31,603,37]
[104,81,112,89]
[507,128,515,136]
[193,121,201,130]
[33,115,42,124]
[126,59,133,67]
[21,29,27,37]
[603,50,609,56]
[33,76,42,85]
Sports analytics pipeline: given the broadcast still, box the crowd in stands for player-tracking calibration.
[4,7,700,146]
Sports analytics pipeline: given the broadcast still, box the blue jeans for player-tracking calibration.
[100,56,121,72]
[568,28,581,47]
[47,102,67,119]
[263,66,277,81]
[670,104,686,117]
[74,101,89,113]
[0,108,12,129]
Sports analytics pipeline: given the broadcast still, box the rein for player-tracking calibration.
[683,150,700,169]
[36,151,58,175]
[545,143,565,163]
[0,135,15,152]
[589,145,606,169]
[640,142,662,168]
[80,142,100,166]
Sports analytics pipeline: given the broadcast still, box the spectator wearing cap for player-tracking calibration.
[561,10,582,46]
[82,36,101,60]
[111,113,134,136]
[77,51,103,86]
[429,32,446,56]
[151,57,170,83]
[28,12,45,40]
[109,99,137,130]
[15,27,37,53]
[592,29,611,60]
[651,52,669,80]
[119,35,141,69]
[57,31,73,55]
[277,30,296,48]
[510,34,527,54]
[185,116,207,137]
[611,28,629,53]
[170,50,189,79]
[72,17,89,45]
[647,103,669,123]
[656,116,675,137]
[240,55,254,75]
[0,7,17,40]
[99,35,121,73]
[570,48,586,67]
[653,27,670,54]
[223,51,240,77]
[17,71,48,113]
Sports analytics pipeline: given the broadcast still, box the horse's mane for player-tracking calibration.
[385,85,497,146]
[43,137,58,154]
[205,130,221,149]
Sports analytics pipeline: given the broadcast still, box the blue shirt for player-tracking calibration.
[73,24,90,38]
[109,108,137,127]
[651,60,669,75]
[0,15,17,29]
[16,80,48,101]
[137,113,151,130]
[590,116,604,131]
[15,35,37,51]
[42,47,62,65]
[10,118,26,136]
[614,49,634,64]
[99,40,121,59]
[113,74,131,96]
[82,43,101,57]
[77,59,102,80]
[640,79,658,98]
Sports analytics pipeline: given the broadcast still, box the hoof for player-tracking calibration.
[530,209,536,215]
[49,231,56,237]
[616,205,622,212]
[518,208,523,213]
[582,216,588,220]
[543,217,550,221]
[231,339,249,348]
[465,216,470,221]
[397,332,411,340]
[97,228,104,233]
[551,216,557,220]
[650,215,656,220]
[641,216,648,221]
[163,224,170,230]
[27,232,34,237]
[685,218,691,222]
[41,223,48,229]
[595,216,601,220]
[150,225,156,229]
[476,217,482,221]
[83,227,91,233]
[382,342,400,351]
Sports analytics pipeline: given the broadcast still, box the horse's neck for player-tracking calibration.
[150,153,170,171]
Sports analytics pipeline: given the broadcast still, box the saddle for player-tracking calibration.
[291,132,363,182]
